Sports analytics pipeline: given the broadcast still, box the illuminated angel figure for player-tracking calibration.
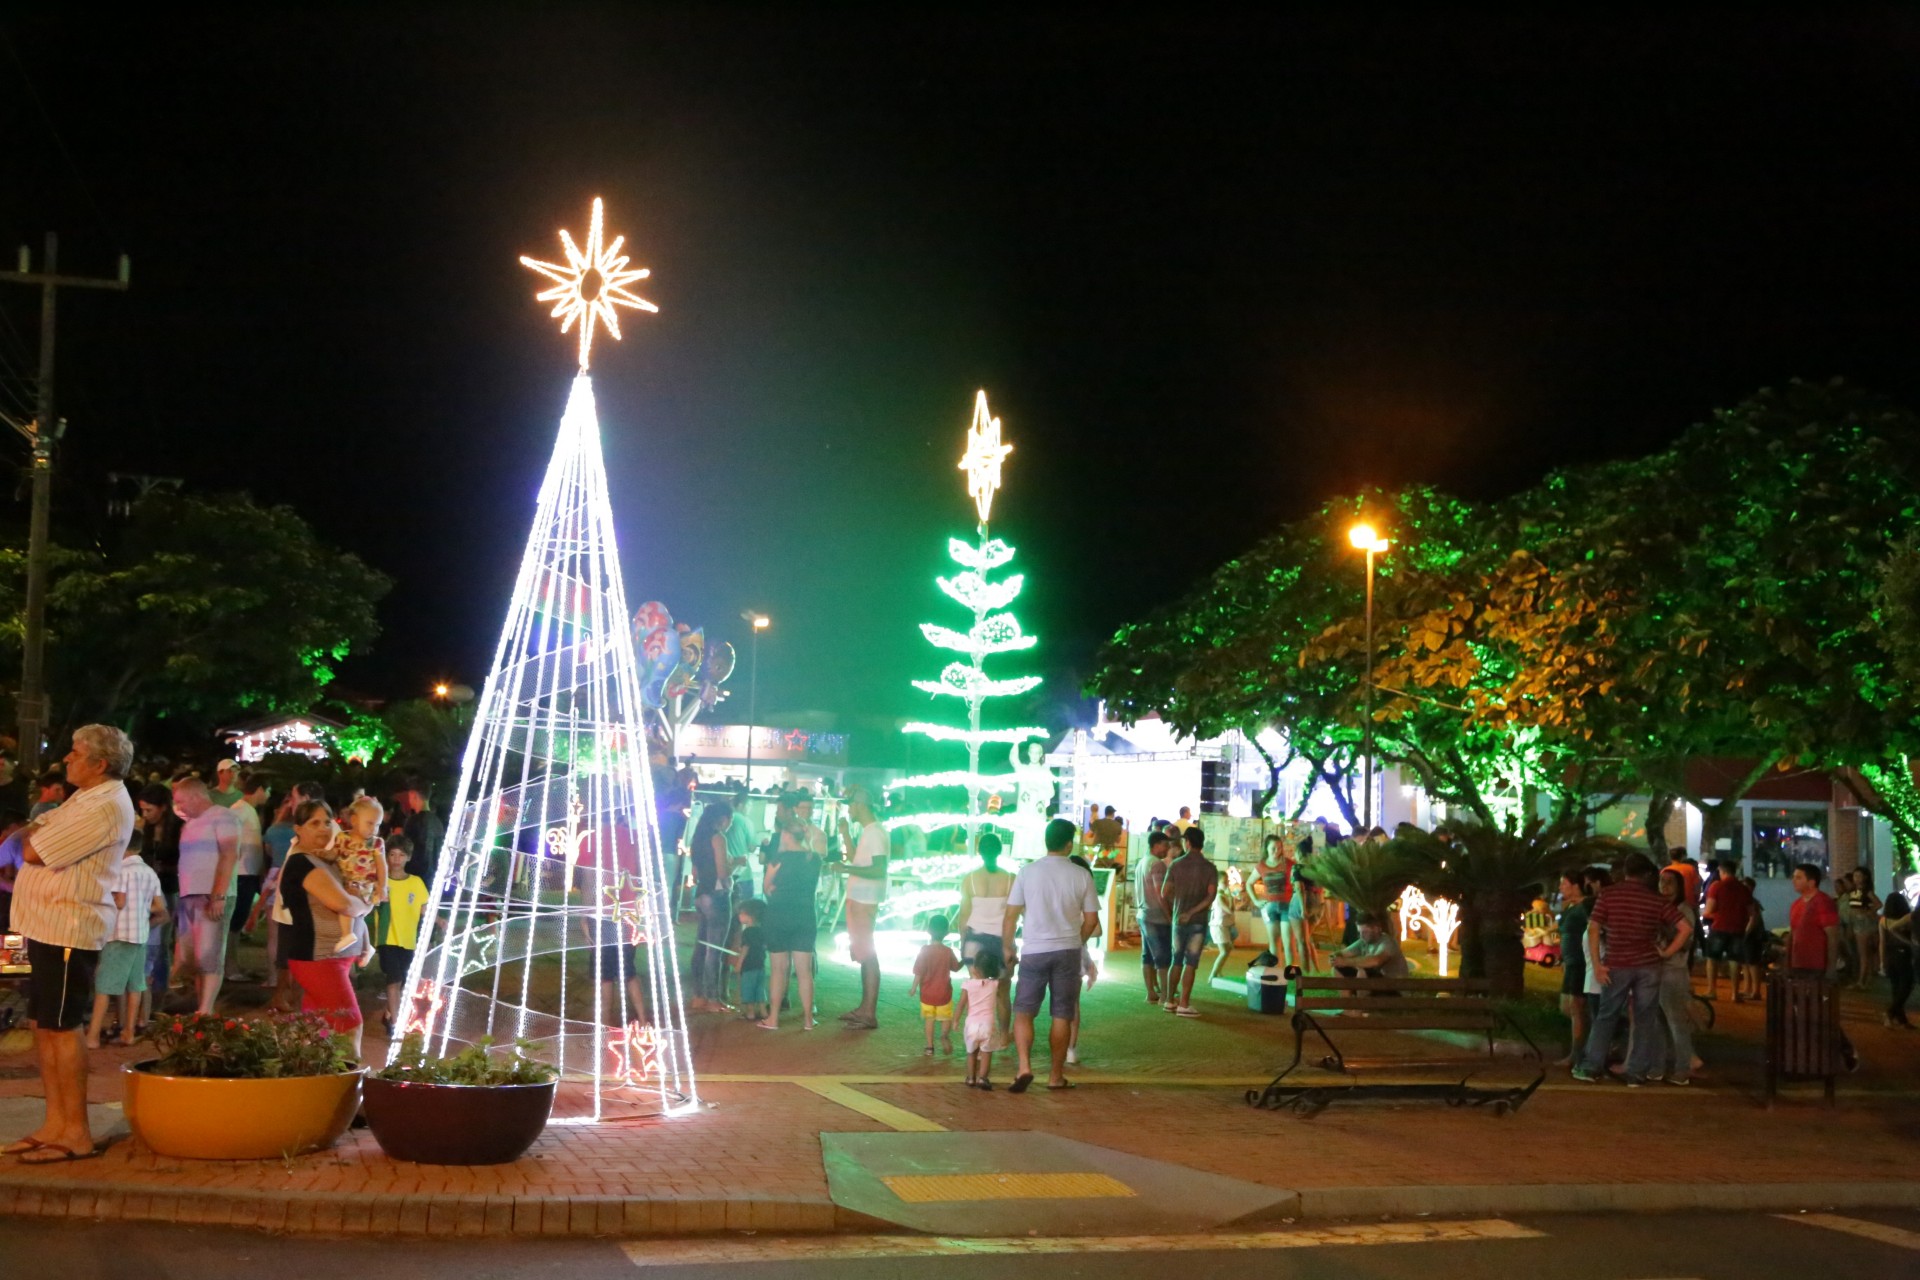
[543,791,592,893]
[519,196,658,370]
[607,1021,665,1087]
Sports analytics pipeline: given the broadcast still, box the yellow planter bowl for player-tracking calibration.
[124,1062,366,1160]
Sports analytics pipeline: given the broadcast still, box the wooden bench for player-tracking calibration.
[1245,973,1543,1116]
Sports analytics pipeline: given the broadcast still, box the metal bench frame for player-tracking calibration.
[1246,974,1544,1116]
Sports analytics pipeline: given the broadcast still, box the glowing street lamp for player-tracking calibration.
[740,611,770,789]
[432,682,451,700]
[1348,522,1389,830]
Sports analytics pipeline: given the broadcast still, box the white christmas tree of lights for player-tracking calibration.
[396,198,697,1121]
[888,391,1052,854]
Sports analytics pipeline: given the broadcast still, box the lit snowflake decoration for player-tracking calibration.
[957,390,1013,524]
[607,1021,665,1086]
[520,197,658,370]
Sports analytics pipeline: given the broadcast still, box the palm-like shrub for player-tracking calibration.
[1299,836,1422,922]
[1394,816,1633,996]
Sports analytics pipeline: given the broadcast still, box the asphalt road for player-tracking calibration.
[2,1210,1917,1278]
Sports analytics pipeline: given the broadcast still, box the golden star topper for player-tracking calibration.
[520,197,658,370]
[958,390,1013,524]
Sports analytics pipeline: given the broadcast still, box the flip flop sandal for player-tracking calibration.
[1,1138,45,1156]
[1047,1080,1077,1091]
[1008,1072,1034,1094]
[18,1142,102,1165]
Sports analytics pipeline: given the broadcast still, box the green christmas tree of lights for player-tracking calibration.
[889,391,1052,856]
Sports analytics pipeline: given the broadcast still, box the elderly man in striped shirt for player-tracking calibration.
[1,725,136,1164]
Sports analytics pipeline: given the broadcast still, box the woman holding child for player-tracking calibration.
[279,799,374,1055]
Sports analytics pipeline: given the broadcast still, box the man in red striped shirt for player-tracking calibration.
[1574,852,1690,1086]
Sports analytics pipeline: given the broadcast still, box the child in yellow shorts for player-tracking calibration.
[909,914,961,1055]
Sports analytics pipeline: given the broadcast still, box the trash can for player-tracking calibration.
[1765,971,1841,1105]
[1245,964,1289,1014]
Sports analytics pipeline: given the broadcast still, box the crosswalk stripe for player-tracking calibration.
[621,1219,1544,1266]
[1778,1212,1920,1251]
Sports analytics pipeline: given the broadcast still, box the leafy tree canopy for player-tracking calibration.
[0,491,391,743]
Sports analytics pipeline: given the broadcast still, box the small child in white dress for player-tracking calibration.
[331,797,389,960]
[954,952,1002,1090]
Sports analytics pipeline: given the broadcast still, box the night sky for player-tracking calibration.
[4,10,1918,751]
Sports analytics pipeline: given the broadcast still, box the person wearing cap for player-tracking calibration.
[207,760,244,809]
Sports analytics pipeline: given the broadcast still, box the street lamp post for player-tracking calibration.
[1347,523,1390,831]
[740,611,770,789]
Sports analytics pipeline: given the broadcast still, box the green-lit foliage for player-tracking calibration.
[0,491,389,742]
[1300,837,1421,921]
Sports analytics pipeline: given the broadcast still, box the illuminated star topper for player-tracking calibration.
[520,197,658,370]
[958,390,1013,524]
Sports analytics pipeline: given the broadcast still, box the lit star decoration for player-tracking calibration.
[607,1022,665,1086]
[602,871,651,947]
[957,390,1013,524]
[519,197,658,370]
[398,979,445,1039]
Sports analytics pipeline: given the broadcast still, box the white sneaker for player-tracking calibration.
[1066,1048,1079,1065]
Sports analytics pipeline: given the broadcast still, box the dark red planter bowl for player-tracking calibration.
[361,1076,556,1165]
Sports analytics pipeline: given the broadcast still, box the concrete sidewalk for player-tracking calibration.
[1,932,1916,1237]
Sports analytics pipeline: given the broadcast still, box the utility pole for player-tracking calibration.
[3,234,130,774]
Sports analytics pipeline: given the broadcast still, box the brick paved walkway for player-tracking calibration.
[1,928,1917,1236]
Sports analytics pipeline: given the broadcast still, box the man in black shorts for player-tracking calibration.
[3,726,137,1165]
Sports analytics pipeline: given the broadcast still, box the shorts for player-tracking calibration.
[1261,900,1288,929]
[921,1001,953,1022]
[1215,920,1238,948]
[377,944,415,982]
[964,1026,994,1053]
[600,942,638,980]
[288,956,362,1032]
[1152,922,1207,969]
[26,939,98,1030]
[845,899,878,962]
[1143,921,1171,969]
[961,929,1004,966]
[176,894,234,976]
[230,874,263,933]
[739,968,768,1006]
[1704,931,1747,962]
[95,939,149,996]
[1013,947,1082,1021]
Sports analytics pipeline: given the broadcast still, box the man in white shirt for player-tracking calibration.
[2,725,136,1165]
[1001,817,1100,1093]
[172,778,238,1014]
[835,784,889,1030]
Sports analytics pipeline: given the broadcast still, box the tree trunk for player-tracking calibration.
[1462,889,1527,998]
[1645,791,1677,860]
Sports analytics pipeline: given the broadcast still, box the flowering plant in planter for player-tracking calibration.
[146,1011,354,1078]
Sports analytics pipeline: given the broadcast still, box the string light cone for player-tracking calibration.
[397,200,697,1120]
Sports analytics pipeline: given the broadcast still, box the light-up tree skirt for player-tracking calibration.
[395,201,696,1120]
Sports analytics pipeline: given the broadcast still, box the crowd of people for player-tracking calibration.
[0,729,445,1164]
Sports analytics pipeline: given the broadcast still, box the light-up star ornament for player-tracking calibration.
[519,197,657,370]
[958,390,1013,524]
